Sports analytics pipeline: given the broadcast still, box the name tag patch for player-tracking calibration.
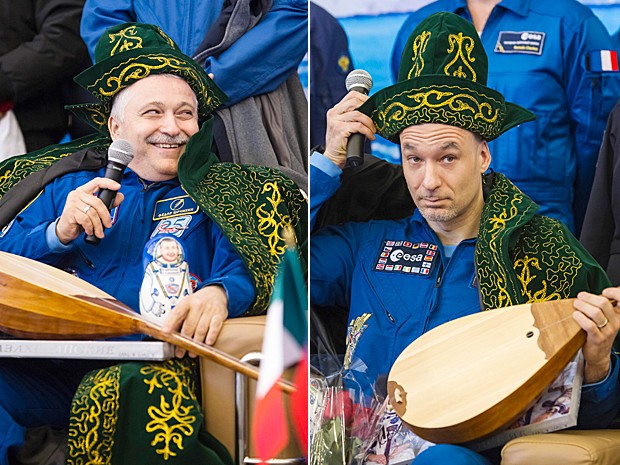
[153,195,199,221]
[374,240,438,275]
[495,31,545,55]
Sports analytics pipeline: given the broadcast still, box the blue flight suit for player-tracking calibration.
[391,0,620,234]
[0,166,255,464]
[310,2,353,149]
[0,167,255,317]
[310,152,620,461]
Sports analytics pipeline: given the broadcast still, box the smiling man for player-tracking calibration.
[310,12,620,465]
[0,22,305,465]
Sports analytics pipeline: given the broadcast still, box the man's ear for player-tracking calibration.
[108,116,120,140]
[479,140,491,173]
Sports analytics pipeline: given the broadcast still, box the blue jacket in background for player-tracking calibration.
[0,167,255,326]
[310,1,353,149]
[392,0,620,234]
[80,0,308,106]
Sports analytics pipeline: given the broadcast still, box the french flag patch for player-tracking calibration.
[588,50,619,72]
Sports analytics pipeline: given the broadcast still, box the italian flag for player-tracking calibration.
[253,245,308,461]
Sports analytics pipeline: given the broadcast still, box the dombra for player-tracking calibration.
[387,298,596,444]
[0,251,295,392]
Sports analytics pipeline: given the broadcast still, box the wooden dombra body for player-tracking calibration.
[388,299,585,443]
[0,251,294,393]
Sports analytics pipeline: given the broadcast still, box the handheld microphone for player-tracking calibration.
[345,69,373,168]
[85,139,134,246]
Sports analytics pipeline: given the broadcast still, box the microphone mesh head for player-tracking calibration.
[108,139,134,166]
[345,69,373,93]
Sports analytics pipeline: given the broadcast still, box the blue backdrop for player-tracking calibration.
[310,1,620,162]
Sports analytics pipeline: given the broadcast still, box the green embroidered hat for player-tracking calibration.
[73,22,227,127]
[359,12,535,142]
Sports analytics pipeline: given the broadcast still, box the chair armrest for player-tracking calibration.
[501,430,620,465]
[200,316,266,458]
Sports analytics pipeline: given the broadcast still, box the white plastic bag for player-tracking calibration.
[0,110,26,161]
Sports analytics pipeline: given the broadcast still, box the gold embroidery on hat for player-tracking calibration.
[444,33,477,81]
[154,27,176,48]
[407,31,432,79]
[90,55,222,115]
[108,26,143,56]
[374,85,501,140]
[88,105,107,128]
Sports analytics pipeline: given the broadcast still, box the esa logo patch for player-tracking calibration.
[495,31,545,55]
[374,240,438,276]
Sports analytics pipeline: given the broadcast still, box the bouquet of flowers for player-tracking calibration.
[310,359,386,465]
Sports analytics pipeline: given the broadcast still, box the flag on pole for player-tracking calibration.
[252,243,308,461]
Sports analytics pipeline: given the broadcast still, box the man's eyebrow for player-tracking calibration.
[138,100,196,111]
[440,141,460,150]
[402,141,460,151]
[138,101,164,110]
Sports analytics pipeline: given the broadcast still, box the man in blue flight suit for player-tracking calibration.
[80,0,309,192]
[391,0,620,235]
[311,12,620,465]
[310,1,354,149]
[0,23,304,464]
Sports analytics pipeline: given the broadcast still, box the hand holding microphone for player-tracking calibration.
[56,140,134,246]
[84,140,134,245]
[323,69,375,169]
[345,69,373,167]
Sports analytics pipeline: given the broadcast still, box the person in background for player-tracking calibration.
[581,99,620,285]
[0,23,305,464]
[310,1,354,150]
[80,0,309,191]
[0,0,91,152]
[311,12,620,464]
[391,0,620,235]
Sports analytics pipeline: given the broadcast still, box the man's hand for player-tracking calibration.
[573,287,620,383]
[56,177,124,244]
[324,91,376,168]
[163,284,229,358]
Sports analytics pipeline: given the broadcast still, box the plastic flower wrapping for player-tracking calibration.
[310,359,386,465]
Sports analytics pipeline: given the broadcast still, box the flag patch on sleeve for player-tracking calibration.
[587,50,619,72]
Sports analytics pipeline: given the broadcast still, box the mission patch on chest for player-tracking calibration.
[374,240,438,275]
